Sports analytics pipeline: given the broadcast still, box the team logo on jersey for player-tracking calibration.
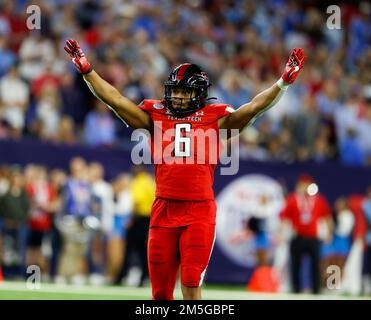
[153,103,164,110]
[195,111,204,116]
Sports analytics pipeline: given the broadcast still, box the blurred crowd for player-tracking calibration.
[0,160,155,286]
[0,0,370,165]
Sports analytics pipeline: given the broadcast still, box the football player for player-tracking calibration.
[64,39,306,300]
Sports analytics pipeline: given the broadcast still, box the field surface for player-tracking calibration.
[0,281,370,300]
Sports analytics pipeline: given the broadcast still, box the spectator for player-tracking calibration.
[347,5,371,64]
[84,101,117,148]
[0,8,11,37]
[55,115,77,145]
[31,63,61,99]
[48,169,66,281]
[358,93,371,164]
[230,194,273,267]
[0,118,10,139]
[33,82,61,140]
[0,166,6,273]
[279,174,332,294]
[0,35,15,77]
[62,157,92,217]
[87,162,114,284]
[268,128,295,163]
[320,197,355,289]
[334,95,362,146]
[239,127,268,161]
[339,128,365,166]
[332,198,355,270]
[0,167,30,279]
[0,66,29,137]
[291,94,321,160]
[362,186,371,295]
[107,173,133,284]
[25,165,56,279]
[119,165,155,287]
[18,31,54,81]
[312,135,333,163]
[211,68,252,107]
[56,157,93,284]
[0,165,9,195]
[316,80,342,120]
[59,72,86,125]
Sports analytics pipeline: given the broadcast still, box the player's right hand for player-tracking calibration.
[64,39,92,74]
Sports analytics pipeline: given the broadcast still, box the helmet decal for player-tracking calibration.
[176,63,192,81]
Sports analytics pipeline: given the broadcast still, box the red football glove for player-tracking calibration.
[64,39,92,74]
[280,48,306,84]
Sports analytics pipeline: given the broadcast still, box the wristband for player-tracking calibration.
[276,78,290,91]
[82,65,94,75]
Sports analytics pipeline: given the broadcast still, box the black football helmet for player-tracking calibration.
[164,63,211,117]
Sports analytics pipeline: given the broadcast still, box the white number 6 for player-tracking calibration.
[174,123,191,157]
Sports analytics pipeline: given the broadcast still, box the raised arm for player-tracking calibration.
[218,48,306,131]
[64,39,151,130]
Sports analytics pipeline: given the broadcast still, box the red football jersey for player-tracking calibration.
[26,182,56,231]
[280,192,331,238]
[139,99,234,201]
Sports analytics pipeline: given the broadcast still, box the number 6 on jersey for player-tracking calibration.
[174,123,191,157]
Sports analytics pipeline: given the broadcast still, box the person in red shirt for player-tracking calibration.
[26,165,56,275]
[64,39,306,300]
[279,174,332,294]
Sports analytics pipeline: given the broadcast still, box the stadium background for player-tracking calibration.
[0,0,370,299]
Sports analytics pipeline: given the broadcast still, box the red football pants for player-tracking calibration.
[148,223,216,300]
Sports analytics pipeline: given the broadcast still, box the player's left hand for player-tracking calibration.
[281,48,306,84]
